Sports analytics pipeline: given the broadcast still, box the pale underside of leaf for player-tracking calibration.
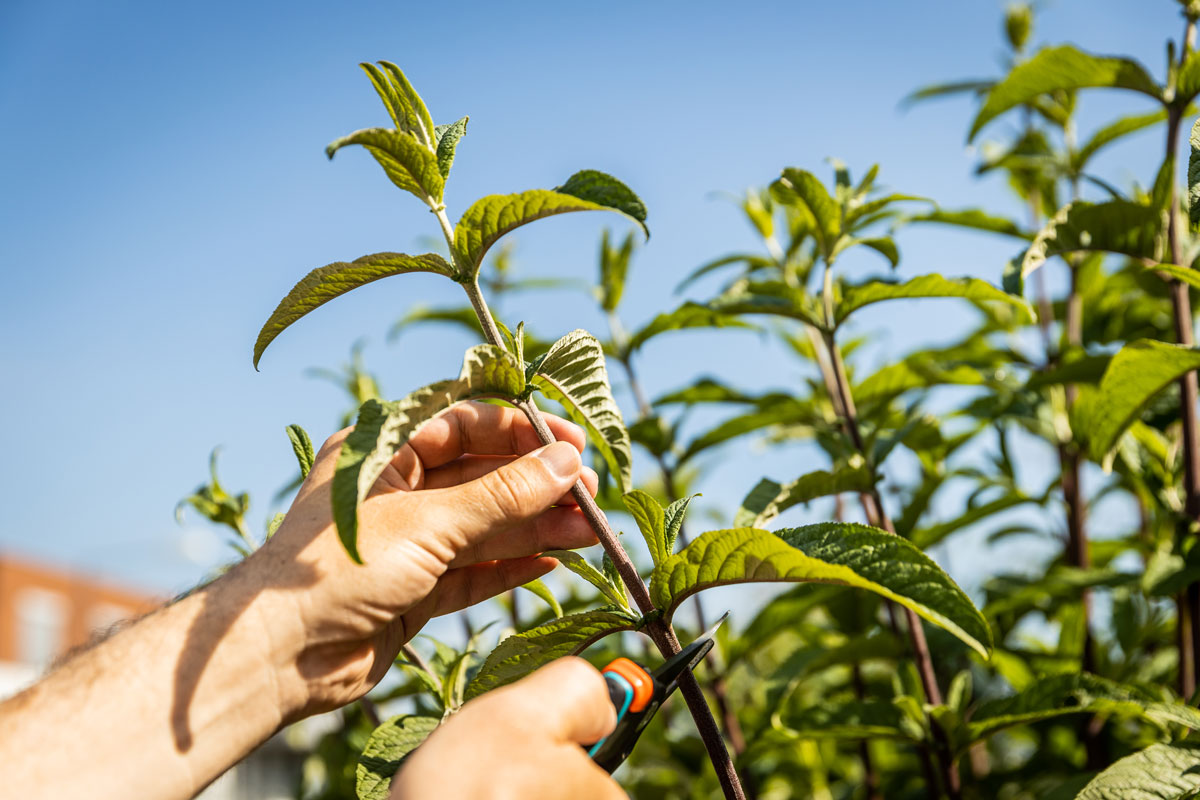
[835,274,1032,326]
[1075,742,1200,800]
[464,610,636,700]
[531,329,633,493]
[648,524,991,657]
[332,346,524,561]
[735,466,874,529]
[355,715,440,800]
[254,252,456,368]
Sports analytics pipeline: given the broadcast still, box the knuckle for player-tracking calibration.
[318,428,351,458]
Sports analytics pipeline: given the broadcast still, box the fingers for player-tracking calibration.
[424,455,599,502]
[420,442,584,550]
[497,657,619,745]
[447,506,598,567]
[406,403,586,470]
[430,556,558,617]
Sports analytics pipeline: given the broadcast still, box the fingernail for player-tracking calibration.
[536,441,581,479]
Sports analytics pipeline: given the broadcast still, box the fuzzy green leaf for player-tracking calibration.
[355,715,440,800]
[541,550,629,610]
[285,424,315,479]
[706,279,826,329]
[333,345,524,561]
[835,274,1032,326]
[530,330,633,493]
[464,610,636,700]
[734,466,874,529]
[359,62,435,148]
[773,168,841,258]
[1072,339,1200,463]
[1074,110,1169,172]
[900,208,1032,240]
[1019,201,1164,291]
[434,116,468,181]
[1074,742,1200,800]
[519,578,562,618]
[452,171,647,278]
[622,490,667,566]
[625,302,756,353]
[599,229,635,312]
[649,524,992,657]
[254,252,456,368]
[326,127,444,202]
[968,45,1161,140]
[966,673,1200,747]
[663,494,697,556]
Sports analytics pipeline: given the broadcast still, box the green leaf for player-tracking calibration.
[452,170,648,278]
[1074,110,1170,172]
[388,304,483,343]
[706,279,826,329]
[680,399,817,464]
[773,168,842,259]
[1148,263,1200,290]
[598,229,635,313]
[285,424,315,479]
[541,550,630,610]
[326,127,444,202]
[1074,742,1200,800]
[359,62,436,149]
[1025,354,1113,391]
[519,578,562,618]
[254,252,456,368]
[779,699,910,741]
[464,610,636,700]
[622,490,667,566]
[1072,339,1200,463]
[649,523,992,657]
[967,673,1200,746]
[530,330,633,493]
[734,466,874,529]
[1177,50,1200,105]
[853,236,899,269]
[624,302,756,353]
[900,208,1032,240]
[1190,117,1200,229]
[332,345,524,561]
[835,274,1032,326]
[355,715,440,800]
[434,116,468,181]
[854,361,986,405]
[663,494,697,556]
[1019,201,1164,290]
[968,45,1161,140]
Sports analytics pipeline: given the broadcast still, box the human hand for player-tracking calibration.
[235,402,600,720]
[390,657,627,800]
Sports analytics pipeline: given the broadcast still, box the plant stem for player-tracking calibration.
[437,206,746,800]
[820,329,960,799]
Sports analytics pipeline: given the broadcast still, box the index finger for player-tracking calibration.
[407,402,586,469]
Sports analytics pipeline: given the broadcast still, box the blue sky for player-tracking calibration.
[0,0,1185,610]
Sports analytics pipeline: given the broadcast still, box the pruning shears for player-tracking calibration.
[585,613,728,773]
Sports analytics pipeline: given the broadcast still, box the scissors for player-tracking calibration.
[585,613,728,773]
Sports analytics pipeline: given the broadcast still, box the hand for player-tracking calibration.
[391,657,627,800]
[238,402,600,720]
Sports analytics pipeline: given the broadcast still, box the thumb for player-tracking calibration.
[498,657,618,745]
[434,441,582,546]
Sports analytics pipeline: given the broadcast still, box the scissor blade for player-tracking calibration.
[698,611,730,644]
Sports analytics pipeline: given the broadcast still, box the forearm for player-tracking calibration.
[0,559,306,800]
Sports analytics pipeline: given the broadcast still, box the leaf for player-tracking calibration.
[464,610,636,700]
[968,673,1200,746]
[900,208,1032,240]
[333,345,524,561]
[598,229,635,313]
[1074,109,1169,172]
[680,400,817,464]
[452,170,648,278]
[649,523,992,657]
[706,279,825,329]
[355,715,440,800]
[285,424,315,479]
[541,550,630,610]
[1019,201,1164,290]
[622,490,667,566]
[1025,354,1113,390]
[773,168,841,259]
[854,361,985,405]
[530,330,633,493]
[734,466,874,529]
[854,237,899,268]
[624,302,756,353]
[901,79,994,106]
[326,127,444,202]
[779,699,910,741]
[1148,263,1200,290]
[663,494,697,555]
[519,578,562,618]
[434,116,468,181]
[835,274,1032,326]
[968,45,1161,140]
[1191,117,1200,229]
[254,252,456,368]
[1074,742,1200,800]
[359,62,435,148]
[388,304,483,343]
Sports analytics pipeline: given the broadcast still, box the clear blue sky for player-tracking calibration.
[0,1,1183,602]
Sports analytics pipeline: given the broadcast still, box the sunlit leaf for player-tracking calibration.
[541,550,630,610]
[434,116,468,181]
[326,127,444,202]
[648,524,992,656]
[254,252,456,368]
[530,330,633,493]
[900,208,1031,240]
[854,360,986,405]
[1074,742,1200,800]
[333,345,524,561]
[625,302,756,353]
[622,490,667,566]
[355,715,440,800]
[663,494,697,555]
[464,610,637,700]
[835,274,1032,326]
[734,466,874,529]
[1074,109,1169,172]
[773,168,841,259]
[359,61,436,148]
[598,229,635,313]
[519,578,562,618]
[285,424,315,479]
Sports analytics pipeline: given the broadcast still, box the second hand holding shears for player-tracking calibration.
[584,612,728,773]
